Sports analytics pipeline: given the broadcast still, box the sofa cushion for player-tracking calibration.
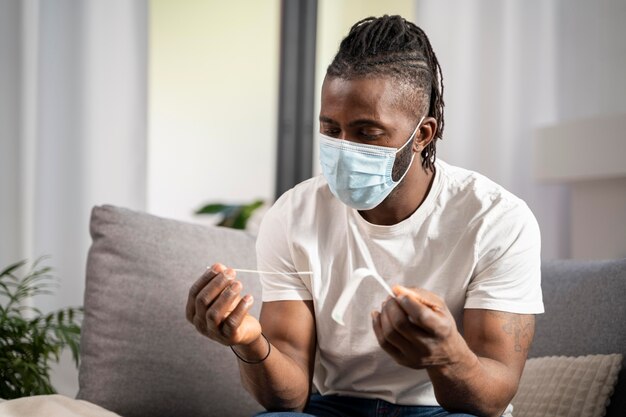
[512,354,623,417]
[77,205,263,417]
[0,395,122,417]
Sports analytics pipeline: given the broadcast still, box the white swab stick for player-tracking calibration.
[233,269,313,275]
[205,266,313,275]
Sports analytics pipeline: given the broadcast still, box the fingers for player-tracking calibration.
[205,280,243,334]
[391,286,451,335]
[373,298,442,369]
[193,267,235,329]
[185,264,261,347]
[396,294,454,338]
[382,301,420,352]
[373,290,460,370]
[220,295,254,338]
[375,298,430,348]
[186,263,226,322]
[392,287,456,342]
[393,285,443,312]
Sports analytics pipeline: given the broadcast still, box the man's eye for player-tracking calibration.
[360,131,384,140]
[322,129,341,137]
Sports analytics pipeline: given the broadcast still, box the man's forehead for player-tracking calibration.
[320,75,419,122]
[322,76,397,100]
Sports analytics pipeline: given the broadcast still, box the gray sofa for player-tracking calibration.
[77,205,626,417]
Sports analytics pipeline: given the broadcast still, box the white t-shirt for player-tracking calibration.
[256,159,543,407]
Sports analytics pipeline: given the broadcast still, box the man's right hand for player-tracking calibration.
[186,263,262,347]
[187,263,316,411]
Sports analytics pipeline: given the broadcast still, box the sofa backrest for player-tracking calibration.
[79,206,625,417]
[532,259,626,417]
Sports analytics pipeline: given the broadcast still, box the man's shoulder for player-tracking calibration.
[436,160,534,227]
[290,174,329,197]
[438,160,527,209]
[275,174,328,202]
[267,175,340,219]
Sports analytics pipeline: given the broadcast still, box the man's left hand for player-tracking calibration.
[371,285,468,369]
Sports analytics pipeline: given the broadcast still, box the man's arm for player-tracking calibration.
[372,286,534,417]
[235,300,316,412]
[428,309,534,416]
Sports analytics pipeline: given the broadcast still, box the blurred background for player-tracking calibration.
[1,0,625,397]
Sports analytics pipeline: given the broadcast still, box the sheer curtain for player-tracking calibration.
[0,0,147,395]
[414,0,626,260]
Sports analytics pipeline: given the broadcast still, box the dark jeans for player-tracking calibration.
[255,393,479,417]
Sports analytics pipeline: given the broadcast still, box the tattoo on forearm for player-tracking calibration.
[487,312,535,354]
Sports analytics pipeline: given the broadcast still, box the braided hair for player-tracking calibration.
[327,15,444,172]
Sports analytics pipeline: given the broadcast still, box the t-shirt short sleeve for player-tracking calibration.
[465,200,544,314]
[256,194,313,302]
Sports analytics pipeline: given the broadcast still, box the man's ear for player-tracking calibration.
[414,117,437,152]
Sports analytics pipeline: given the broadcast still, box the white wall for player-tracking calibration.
[570,179,626,260]
[148,0,280,224]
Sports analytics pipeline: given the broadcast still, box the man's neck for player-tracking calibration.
[358,164,435,226]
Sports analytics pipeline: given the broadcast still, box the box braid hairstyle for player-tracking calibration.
[326,15,444,173]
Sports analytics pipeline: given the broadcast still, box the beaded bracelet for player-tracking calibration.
[230,333,271,364]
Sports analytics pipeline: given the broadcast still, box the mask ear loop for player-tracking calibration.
[396,116,425,154]
[391,116,425,184]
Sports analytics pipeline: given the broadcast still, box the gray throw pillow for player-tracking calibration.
[77,205,263,417]
[512,354,623,417]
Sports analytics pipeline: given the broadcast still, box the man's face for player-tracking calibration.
[319,76,422,181]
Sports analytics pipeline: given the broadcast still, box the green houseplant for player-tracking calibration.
[195,199,265,230]
[0,257,83,399]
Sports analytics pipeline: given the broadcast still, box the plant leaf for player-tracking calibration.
[195,203,234,214]
[0,260,27,277]
[233,199,264,229]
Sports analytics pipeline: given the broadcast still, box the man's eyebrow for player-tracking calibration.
[348,119,387,129]
[319,116,387,129]
[319,116,337,124]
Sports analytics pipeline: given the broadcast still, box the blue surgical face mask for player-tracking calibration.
[319,117,424,210]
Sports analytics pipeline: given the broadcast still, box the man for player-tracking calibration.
[186,15,543,417]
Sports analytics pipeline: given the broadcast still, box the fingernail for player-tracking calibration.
[244,295,253,306]
[401,296,410,305]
